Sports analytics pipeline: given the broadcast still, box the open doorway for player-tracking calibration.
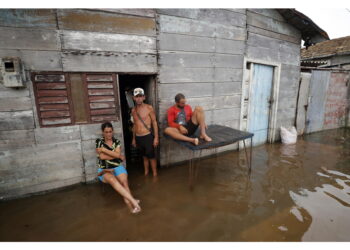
[118,74,157,173]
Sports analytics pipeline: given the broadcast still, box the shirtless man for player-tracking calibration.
[131,88,159,177]
[164,93,212,145]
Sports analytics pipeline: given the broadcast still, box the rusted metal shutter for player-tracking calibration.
[32,73,73,127]
[85,73,119,123]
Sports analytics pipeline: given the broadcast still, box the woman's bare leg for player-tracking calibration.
[103,173,141,213]
[116,173,140,212]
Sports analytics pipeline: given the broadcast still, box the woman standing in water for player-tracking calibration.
[96,122,141,214]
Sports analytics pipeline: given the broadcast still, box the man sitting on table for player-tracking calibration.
[164,93,212,145]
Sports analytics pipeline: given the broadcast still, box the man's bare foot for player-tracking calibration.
[152,175,159,183]
[200,134,212,142]
[192,138,199,146]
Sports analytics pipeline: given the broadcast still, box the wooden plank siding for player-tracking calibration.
[247,25,300,44]
[57,9,156,36]
[158,14,246,40]
[0,110,35,131]
[157,9,249,165]
[159,53,243,68]
[246,10,301,38]
[0,50,63,71]
[62,30,156,54]
[0,9,57,29]
[96,8,156,18]
[157,9,246,27]
[0,97,32,112]
[0,27,60,51]
[0,141,84,199]
[61,52,157,73]
[0,129,35,150]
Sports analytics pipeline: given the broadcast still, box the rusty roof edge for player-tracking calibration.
[277,9,330,41]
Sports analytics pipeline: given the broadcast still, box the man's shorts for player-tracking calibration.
[135,133,155,159]
[184,119,199,137]
[97,165,127,182]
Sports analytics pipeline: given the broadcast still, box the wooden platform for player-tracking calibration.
[164,124,254,189]
[165,124,254,150]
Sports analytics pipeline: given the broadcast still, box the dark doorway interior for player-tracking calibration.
[118,74,157,173]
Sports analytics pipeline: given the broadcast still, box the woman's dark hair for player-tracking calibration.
[101,121,113,131]
[175,93,185,103]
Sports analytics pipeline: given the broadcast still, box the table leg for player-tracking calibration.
[166,141,170,168]
[249,137,253,175]
[189,150,194,190]
[243,139,249,171]
[194,150,202,181]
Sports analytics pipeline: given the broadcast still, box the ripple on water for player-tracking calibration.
[289,168,350,241]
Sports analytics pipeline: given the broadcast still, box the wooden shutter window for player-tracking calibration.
[33,72,119,127]
[33,73,73,127]
[86,74,119,123]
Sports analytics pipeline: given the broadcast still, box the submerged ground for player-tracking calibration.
[1,128,349,241]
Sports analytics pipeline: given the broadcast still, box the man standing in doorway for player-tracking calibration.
[131,88,159,177]
[164,93,212,145]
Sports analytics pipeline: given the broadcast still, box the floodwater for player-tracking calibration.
[0,128,349,241]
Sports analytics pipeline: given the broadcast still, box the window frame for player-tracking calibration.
[32,72,120,128]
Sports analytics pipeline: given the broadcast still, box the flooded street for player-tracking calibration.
[0,128,349,241]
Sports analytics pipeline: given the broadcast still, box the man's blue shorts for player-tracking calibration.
[97,165,128,182]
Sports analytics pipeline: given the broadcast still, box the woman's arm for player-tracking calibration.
[102,146,121,158]
[100,146,125,161]
[98,152,114,160]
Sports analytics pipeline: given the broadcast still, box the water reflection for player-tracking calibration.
[0,128,349,241]
[290,169,350,241]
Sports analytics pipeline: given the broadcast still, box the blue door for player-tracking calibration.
[247,64,274,146]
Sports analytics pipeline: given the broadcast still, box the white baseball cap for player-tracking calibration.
[133,88,144,96]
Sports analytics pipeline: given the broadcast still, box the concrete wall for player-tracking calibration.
[296,70,350,133]
[0,9,156,199]
[323,72,350,129]
[0,8,303,199]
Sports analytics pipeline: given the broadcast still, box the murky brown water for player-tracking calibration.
[1,128,349,241]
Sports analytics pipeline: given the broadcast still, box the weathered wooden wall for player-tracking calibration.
[157,9,247,164]
[245,9,301,141]
[0,8,304,199]
[0,9,155,200]
[296,72,311,135]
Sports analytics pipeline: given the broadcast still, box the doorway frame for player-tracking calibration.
[116,73,159,168]
[239,57,281,144]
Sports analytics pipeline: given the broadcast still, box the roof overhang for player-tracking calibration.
[277,9,329,46]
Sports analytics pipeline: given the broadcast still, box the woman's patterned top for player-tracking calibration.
[95,137,122,169]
